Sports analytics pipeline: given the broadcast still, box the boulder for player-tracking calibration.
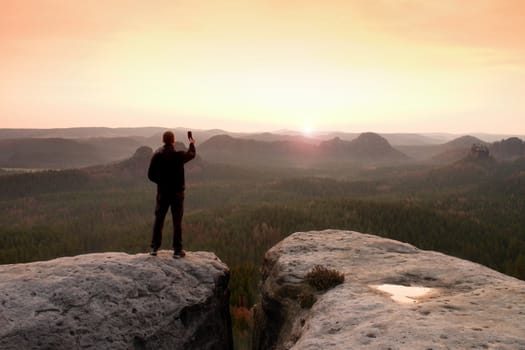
[0,251,232,350]
[253,230,525,349]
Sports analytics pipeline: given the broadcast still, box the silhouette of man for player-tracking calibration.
[148,131,196,258]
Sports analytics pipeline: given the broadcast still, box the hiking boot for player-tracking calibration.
[150,249,158,256]
[173,250,186,259]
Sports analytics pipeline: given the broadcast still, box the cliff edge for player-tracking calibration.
[0,251,232,350]
[253,230,525,349]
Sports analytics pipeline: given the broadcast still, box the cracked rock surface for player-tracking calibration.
[253,230,525,350]
[0,251,232,350]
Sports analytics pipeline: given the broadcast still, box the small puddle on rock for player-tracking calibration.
[371,284,435,304]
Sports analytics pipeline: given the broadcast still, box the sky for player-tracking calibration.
[1,0,525,134]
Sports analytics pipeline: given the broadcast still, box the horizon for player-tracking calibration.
[2,126,525,144]
[2,1,525,134]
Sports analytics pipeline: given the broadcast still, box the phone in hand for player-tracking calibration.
[187,131,193,140]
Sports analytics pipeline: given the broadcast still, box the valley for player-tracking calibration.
[1,127,524,348]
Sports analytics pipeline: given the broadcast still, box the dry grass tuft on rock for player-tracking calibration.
[305,265,345,291]
[297,291,317,309]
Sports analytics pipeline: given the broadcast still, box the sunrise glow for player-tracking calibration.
[1,1,524,133]
[302,125,314,137]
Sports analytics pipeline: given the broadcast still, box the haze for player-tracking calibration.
[1,0,525,134]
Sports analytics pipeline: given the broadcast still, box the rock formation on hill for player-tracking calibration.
[83,146,153,179]
[467,143,490,160]
[0,251,232,350]
[253,230,525,350]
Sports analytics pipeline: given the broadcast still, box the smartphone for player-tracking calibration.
[187,131,193,140]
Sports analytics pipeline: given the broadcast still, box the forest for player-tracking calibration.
[1,153,524,349]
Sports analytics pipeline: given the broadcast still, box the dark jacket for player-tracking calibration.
[147,143,196,192]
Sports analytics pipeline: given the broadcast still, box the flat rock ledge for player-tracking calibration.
[0,251,232,350]
[253,230,525,350]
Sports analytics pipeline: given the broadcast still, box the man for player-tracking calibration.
[148,130,196,258]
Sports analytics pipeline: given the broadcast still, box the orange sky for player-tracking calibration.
[1,0,525,133]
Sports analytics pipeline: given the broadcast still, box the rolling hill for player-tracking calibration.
[0,138,105,169]
[319,132,409,162]
[200,132,409,166]
[491,137,525,161]
[430,135,489,164]
[0,137,145,169]
[398,135,489,163]
[0,127,166,140]
[2,128,523,170]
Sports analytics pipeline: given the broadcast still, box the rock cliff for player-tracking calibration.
[253,230,525,349]
[0,251,232,350]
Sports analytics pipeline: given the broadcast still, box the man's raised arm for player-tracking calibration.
[184,138,196,163]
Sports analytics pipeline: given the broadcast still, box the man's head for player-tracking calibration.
[162,131,175,145]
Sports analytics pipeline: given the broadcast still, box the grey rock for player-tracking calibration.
[0,251,232,350]
[253,230,525,350]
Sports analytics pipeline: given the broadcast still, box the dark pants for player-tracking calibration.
[151,191,184,251]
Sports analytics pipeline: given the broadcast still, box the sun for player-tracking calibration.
[302,123,314,137]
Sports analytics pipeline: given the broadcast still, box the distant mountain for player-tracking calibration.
[443,135,488,149]
[78,137,143,160]
[2,127,522,144]
[375,133,446,146]
[199,134,306,164]
[430,135,489,164]
[85,146,153,179]
[491,137,525,161]
[199,134,319,167]
[0,138,105,169]
[0,127,234,145]
[472,133,525,143]
[319,133,409,162]
[85,142,205,179]
[0,137,150,169]
[0,127,167,140]
[316,132,359,142]
[315,132,445,145]
[4,128,522,169]
[200,132,408,166]
[200,135,270,154]
[143,128,237,149]
[396,144,440,161]
[397,135,489,163]
[349,132,409,160]
[238,132,284,142]
[429,135,525,164]
[238,132,320,145]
